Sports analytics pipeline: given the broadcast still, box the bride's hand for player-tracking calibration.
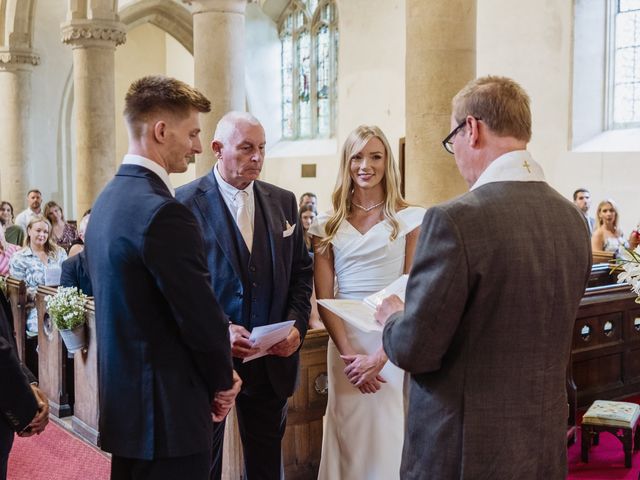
[341,353,387,391]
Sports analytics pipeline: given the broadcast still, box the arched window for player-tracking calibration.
[610,0,640,128]
[279,0,338,139]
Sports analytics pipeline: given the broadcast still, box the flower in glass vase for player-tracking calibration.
[616,246,640,303]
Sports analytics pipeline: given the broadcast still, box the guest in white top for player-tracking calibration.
[14,189,43,233]
[591,199,627,258]
[310,125,424,480]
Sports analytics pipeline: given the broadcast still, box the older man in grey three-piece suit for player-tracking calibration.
[376,76,592,479]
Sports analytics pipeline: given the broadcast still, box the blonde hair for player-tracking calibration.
[453,75,532,142]
[25,216,59,257]
[318,125,408,253]
[596,199,620,229]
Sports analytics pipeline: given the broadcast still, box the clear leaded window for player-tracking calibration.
[611,0,640,127]
[279,0,338,139]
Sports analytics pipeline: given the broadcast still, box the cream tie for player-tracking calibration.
[235,190,253,252]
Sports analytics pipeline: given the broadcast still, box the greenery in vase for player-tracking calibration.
[45,286,88,330]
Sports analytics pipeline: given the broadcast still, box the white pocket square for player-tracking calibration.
[283,222,296,238]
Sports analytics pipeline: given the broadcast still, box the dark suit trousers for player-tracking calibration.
[210,382,288,480]
[111,451,209,480]
[0,420,13,480]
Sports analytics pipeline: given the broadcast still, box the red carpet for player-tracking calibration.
[7,420,109,480]
[568,395,640,479]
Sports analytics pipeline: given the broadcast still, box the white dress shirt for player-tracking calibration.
[214,164,255,232]
[122,154,175,197]
[471,150,546,191]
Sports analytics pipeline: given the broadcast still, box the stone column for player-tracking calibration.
[187,0,248,176]
[62,19,126,216]
[405,0,476,207]
[0,49,39,207]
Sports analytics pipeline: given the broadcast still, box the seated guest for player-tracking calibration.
[60,251,92,297]
[9,216,67,335]
[573,188,595,235]
[299,191,318,209]
[630,225,640,250]
[298,204,317,255]
[298,205,323,330]
[43,201,78,252]
[68,210,90,257]
[0,201,25,247]
[592,199,628,257]
[0,231,19,277]
[14,189,42,232]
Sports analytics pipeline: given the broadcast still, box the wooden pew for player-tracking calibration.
[36,285,73,417]
[5,277,28,362]
[283,328,329,479]
[72,300,99,445]
[221,328,329,480]
[572,282,640,407]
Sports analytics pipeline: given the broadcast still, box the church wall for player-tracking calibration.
[253,0,406,213]
[478,0,640,234]
[28,0,72,214]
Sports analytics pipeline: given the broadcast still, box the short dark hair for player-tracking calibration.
[124,75,211,137]
[299,192,317,204]
[27,189,41,197]
[573,188,589,201]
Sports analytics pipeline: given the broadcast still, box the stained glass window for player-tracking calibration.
[279,0,338,139]
[612,0,640,127]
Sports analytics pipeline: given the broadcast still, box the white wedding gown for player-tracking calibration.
[310,206,425,480]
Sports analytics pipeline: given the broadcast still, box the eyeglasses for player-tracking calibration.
[441,117,482,154]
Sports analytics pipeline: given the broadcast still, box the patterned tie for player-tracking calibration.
[235,190,253,252]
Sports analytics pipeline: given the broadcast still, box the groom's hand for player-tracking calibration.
[267,327,301,357]
[375,295,405,326]
[211,370,242,422]
[229,324,260,359]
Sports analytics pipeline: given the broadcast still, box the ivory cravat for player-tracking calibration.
[235,190,253,252]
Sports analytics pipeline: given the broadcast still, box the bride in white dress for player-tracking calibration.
[310,125,425,480]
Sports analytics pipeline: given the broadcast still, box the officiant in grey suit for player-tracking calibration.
[376,76,592,479]
[176,111,313,479]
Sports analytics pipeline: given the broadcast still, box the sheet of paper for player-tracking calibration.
[44,265,62,286]
[363,274,408,309]
[317,299,382,333]
[243,320,296,363]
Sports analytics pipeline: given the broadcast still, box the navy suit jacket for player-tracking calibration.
[60,250,93,296]
[84,164,234,460]
[176,171,313,398]
[0,290,37,435]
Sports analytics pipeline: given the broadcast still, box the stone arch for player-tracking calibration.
[119,0,193,54]
[1,0,38,53]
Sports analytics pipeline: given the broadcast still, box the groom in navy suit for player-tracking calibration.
[85,76,240,480]
[177,111,313,479]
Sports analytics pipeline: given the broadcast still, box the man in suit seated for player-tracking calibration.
[0,290,49,480]
[177,111,313,479]
[376,76,592,479]
[60,250,92,296]
[573,188,596,235]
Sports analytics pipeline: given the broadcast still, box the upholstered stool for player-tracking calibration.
[581,400,640,468]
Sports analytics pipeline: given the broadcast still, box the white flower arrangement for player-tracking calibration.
[616,246,640,303]
[45,286,88,330]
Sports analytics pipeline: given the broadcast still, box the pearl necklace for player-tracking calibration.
[351,200,384,212]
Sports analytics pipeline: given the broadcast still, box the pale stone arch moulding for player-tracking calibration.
[0,0,39,206]
[1,0,38,52]
[119,0,193,53]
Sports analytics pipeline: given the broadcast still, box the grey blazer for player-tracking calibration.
[383,181,592,479]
